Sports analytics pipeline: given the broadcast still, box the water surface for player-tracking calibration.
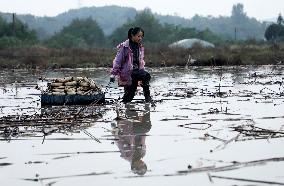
[1,66,284,186]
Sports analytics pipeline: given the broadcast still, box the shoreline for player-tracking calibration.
[0,43,283,69]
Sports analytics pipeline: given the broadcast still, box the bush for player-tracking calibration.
[0,36,22,49]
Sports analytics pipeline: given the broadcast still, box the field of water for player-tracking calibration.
[1,66,284,186]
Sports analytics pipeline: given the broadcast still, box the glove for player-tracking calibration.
[110,75,115,83]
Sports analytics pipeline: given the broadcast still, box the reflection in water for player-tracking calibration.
[112,103,151,175]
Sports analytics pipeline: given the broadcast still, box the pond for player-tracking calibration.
[1,66,284,186]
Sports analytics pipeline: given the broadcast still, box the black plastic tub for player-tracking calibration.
[41,93,105,106]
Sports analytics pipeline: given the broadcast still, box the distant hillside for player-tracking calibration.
[155,14,267,40]
[0,5,268,40]
[0,6,137,39]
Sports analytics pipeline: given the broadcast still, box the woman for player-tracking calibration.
[110,27,152,103]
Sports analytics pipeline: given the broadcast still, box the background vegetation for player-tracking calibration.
[0,16,37,49]
[0,3,283,68]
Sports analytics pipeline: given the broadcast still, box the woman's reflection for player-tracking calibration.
[112,103,151,175]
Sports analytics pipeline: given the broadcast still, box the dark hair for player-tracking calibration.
[128,27,144,39]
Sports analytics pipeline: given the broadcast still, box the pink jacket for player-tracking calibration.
[111,39,145,86]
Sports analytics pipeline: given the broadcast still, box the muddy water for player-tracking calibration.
[1,66,284,186]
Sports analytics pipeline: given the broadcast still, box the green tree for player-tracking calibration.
[61,18,105,46]
[131,9,163,43]
[277,13,283,25]
[109,9,163,45]
[45,17,105,48]
[231,3,247,22]
[0,16,7,37]
[0,15,37,48]
[7,18,37,42]
[265,23,284,41]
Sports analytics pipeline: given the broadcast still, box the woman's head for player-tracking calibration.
[128,27,144,43]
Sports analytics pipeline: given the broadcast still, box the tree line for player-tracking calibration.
[0,10,222,49]
[0,4,269,41]
[0,7,284,49]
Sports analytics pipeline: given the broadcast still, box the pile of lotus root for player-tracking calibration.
[45,77,102,95]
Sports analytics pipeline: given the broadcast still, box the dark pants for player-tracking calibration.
[122,69,151,103]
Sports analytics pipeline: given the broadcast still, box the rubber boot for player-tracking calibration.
[122,84,137,103]
[143,85,152,102]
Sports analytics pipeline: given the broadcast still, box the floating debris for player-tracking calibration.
[23,171,112,182]
[231,125,284,140]
[178,123,212,130]
[0,105,105,141]
[0,163,12,167]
